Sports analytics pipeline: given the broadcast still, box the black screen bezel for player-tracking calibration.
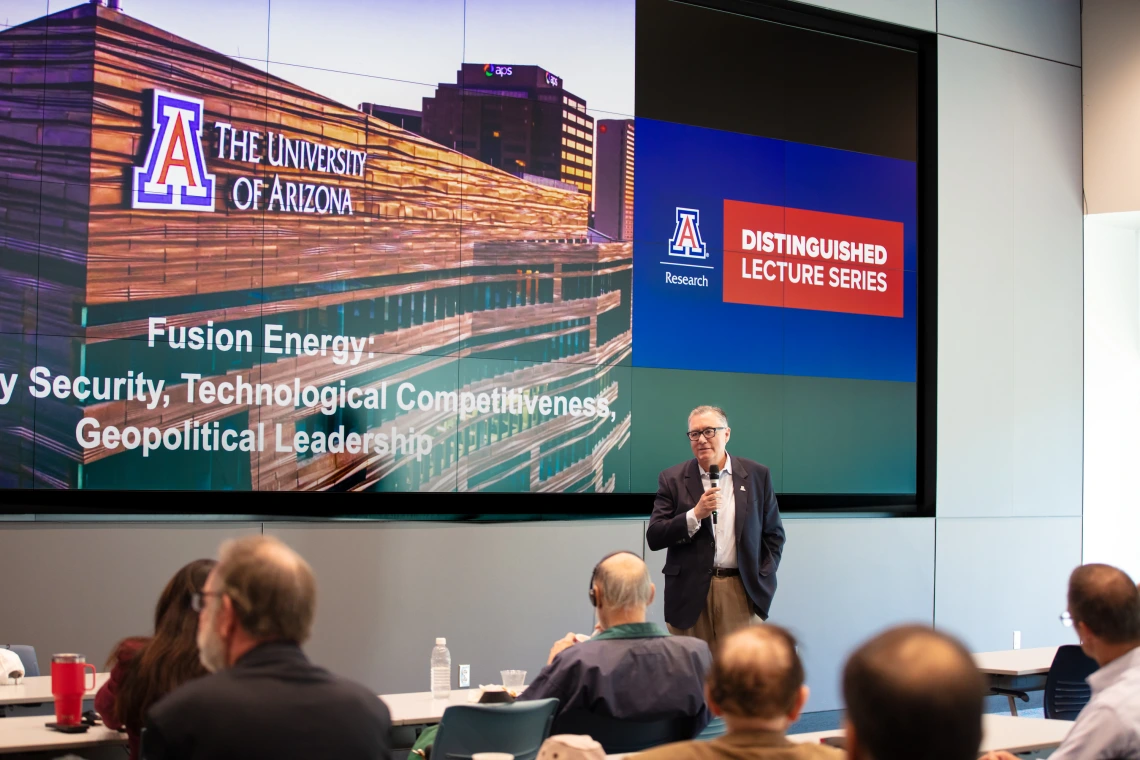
[1,0,937,519]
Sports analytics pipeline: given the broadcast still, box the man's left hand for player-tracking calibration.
[547,633,578,664]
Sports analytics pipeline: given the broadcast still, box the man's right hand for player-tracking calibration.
[547,632,578,665]
[693,486,720,520]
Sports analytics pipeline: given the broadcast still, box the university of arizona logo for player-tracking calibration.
[132,90,216,211]
[669,207,707,259]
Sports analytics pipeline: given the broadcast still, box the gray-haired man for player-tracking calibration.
[647,405,785,648]
[518,552,713,736]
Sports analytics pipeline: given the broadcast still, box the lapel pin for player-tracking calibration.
[740,485,746,491]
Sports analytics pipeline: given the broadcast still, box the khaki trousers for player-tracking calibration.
[666,575,762,648]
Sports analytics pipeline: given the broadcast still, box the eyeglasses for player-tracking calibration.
[190,591,224,613]
[687,427,726,441]
[1059,611,1074,628]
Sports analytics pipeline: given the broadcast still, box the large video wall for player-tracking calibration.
[0,0,922,505]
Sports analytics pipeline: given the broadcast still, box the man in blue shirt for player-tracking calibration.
[519,551,712,736]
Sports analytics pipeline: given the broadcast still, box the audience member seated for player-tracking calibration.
[632,625,841,760]
[843,625,985,760]
[143,536,392,760]
[518,551,712,734]
[95,558,216,760]
[984,563,1140,760]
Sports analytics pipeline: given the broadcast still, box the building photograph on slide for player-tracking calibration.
[0,0,929,509]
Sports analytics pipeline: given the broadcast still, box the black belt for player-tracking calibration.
[710,567,739,577]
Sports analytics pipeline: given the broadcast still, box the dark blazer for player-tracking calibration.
[144,641,392,760]
[646,456,786,629]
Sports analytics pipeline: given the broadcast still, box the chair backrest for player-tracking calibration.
[433,699,560,760]
[1044,644,1098,720]
[1,645,39,678]
[552,709,700,754]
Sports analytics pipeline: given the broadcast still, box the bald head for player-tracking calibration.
[593,552,652,611]
[214,535,317,644]
[709,625,804,719]
[843,626,983,760]
[1069,564,1140,645]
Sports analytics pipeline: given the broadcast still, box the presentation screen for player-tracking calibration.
[0,0,927,512]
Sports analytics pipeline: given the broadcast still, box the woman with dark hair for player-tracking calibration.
[95,558,216,759]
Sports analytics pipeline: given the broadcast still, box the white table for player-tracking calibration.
[0,673,110,709]
[380,689,486,726]
[973,648,1058,715]
[788,714,1072,755]
[0,715,127,755]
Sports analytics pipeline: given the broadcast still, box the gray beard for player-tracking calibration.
[197,625,227,673]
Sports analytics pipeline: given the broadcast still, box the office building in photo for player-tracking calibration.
[421,64,594,195]
[359,103,423,135]
[594,119,634,241]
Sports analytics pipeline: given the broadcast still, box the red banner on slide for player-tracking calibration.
[722,200,904,318]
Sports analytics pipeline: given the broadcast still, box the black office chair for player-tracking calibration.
[1044,644,1098,720]
[553,710,701,754]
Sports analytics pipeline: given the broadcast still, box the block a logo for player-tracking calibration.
[132,90,216,211]
[668,207,707,259]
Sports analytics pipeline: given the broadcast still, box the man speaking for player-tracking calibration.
[647,406,785,646]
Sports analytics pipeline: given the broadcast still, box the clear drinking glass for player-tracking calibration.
[500,669,526,688]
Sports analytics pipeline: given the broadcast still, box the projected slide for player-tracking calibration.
[0,0,919,498]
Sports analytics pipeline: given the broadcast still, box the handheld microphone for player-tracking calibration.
[708,464,720,525]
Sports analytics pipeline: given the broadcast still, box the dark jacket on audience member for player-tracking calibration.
[518,622,712,734]
[144,641,392,760]
[632,731,844,760]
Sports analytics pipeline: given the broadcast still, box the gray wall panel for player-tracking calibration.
[937,35,1083,518]
[1008,52,1084,518]
[937,35,1017,518]
[934,517,1082,652]
[0,524,260,667]
[268,520,645,694]
[937,0,1081,66]
[771,518,935,711]
[645,518,935,712]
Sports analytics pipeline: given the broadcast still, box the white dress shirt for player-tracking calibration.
[1048,645,1140,760]
[684,453,737,569]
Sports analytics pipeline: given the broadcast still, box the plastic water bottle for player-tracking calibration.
[431,637,451,698]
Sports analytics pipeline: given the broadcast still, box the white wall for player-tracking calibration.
[938,0,1080,65]
[933,6,1084,651]
[0,518,932,709]
[1083,214,1140,580]
[645,518,936,712]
